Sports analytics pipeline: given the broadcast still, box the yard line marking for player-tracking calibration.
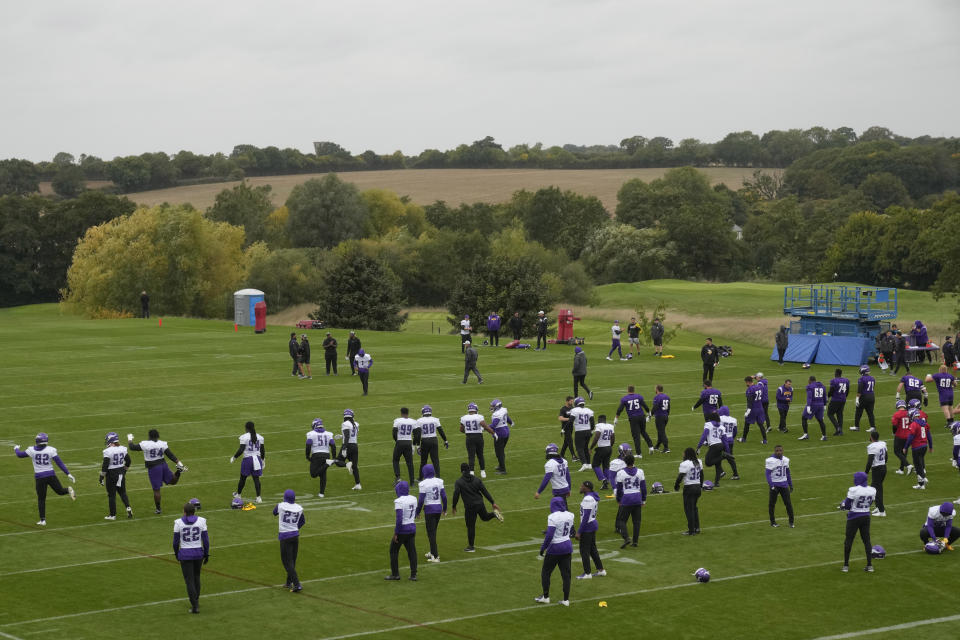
[812,613,960,639]
[0,631,25,640]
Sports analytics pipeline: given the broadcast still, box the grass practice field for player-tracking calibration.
[1,299,959,640]
[78,167,770,212]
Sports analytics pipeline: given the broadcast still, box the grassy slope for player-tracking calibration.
[0,301,957,640]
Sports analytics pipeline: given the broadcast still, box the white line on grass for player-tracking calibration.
[812,613,960,639]
[0,631,25,640]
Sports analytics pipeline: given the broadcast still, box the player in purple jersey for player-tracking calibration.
[616,385,652,454]
[926,365,956,429]
[574,481,605,579]
[853,365,877,432]
[826,369,851,436]
[776,379,793,433]
[692,381,723,418]
[230,421,265,503]
[651,385,671,453]
[755,372,772,427]
[536,496,575,606]
[742,376,769,444]
[896,373,927,407]
[13,433,76,526]
[173,501,209,613]
[839,472,876,572]
[799,376,828,441]
[129,429,186,514]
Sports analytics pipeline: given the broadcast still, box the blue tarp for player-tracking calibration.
[770,335,871,366]
[770,334,820,364]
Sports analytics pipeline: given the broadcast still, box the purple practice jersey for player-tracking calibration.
[652,393,670,417]
[746,384,764,411]
[776,385,793,410]
[618,393,646,418]
[901,375,923,395]
[931,372,956,404]
[857,375,876,398]
[757,378,769,403]
[829,377,851,403]
[806,382,826,408]
[697,389,722,416]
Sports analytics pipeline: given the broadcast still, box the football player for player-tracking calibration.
[460,402,495,478]
[853,365,876,432]
[128,429,186,514]
[173,501,209,613]
[13,433,76,526]
[273,489,304,591]
[392,408,417,485]
[742,376,768,444]
[606,320,624,360]
[799,376,827,441]
[697,412,738,485]
[891,400,912,474]
[230,421,265,503]
[904,409,932,489]
[926,365,956,429]
[588,415,615,490]
[615,386,651,455]
[838,472,876,572]
[489,399,513,474]
[765,444,794,528]
[535,443,571,503]
[305,419,336,498]
[692,381,723,419]
[574,481,605,579]
[651,385,671,453]
[535,497,575,606]
[386,481,418,581]
[614,453,646,548]
[570,397,596,471]
[100,432,133,520]
[674,447,703,535]
[415,405,448,480]
[827,368,851,436]
[865,431,888,517]
[416,464,447,563]
[919,502,958,548]
[340,409,361,490]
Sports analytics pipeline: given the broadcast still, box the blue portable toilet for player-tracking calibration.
[233,289,265,327]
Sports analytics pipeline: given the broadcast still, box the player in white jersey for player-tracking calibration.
[765,445,794,527]
[536,443,571,502]
[273,489,305,591]
[536,497,576,606]
[13,432,76,525]
[460,402,495,478]
[614,453,646,548]
[339,409,362,490]
[416,463,447,562]
[489,399,513,474]
[386,480,419,581]
[100,432,133,520]
[606,443,630,499]
[674,447,704,535]
[128,429,186,514]
[569,397,596,471]
[392,408,417,485]
[838,472,876,572]
[589,415,615,490]
[574,480,605,579]
[416,405,449,480]
[305,418,336,497]
[173,501,209,613]
[230,421,265,503]
[865,431,887,516]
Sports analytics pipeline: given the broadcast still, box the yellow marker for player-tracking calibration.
[598,601,607,608]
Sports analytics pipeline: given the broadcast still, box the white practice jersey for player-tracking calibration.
[418,477,444,508]
[341,420,359,444]
[926,505,956,525]
[866,441,887,467]
[547,510,575,544]
[846,485,876,514]
[719,416,738,440]
[23,446,59,475]
[393,417,417,442]
[460,413,486,434]
[608,457,626,477]
[174,516,208,550]
[354,353,372,369]
[277,502,303,535]
[765,455,791,484]
[417,416,441,439]
[460,319,471,335]
[611,324,621,338]
[570,406,595,432]
[307,430,335,455]
[490,407,510,429]
[544,457,569,491]
[616,468,645,496]
[394,495,418,526]
[238,433,264,458]
[594,423,615,447]
[580,494,599,527]
[953,432,960,450]
[103,445,128,470]
[703,421,725,446]
[678,459,703,485]
[136,440,169,463]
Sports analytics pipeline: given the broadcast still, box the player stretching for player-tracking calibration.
[231,421,265,503]
[100,432,133,520]
[13,433,76,525]
[128,429,186,514]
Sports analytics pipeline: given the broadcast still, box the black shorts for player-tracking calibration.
[653,338,662,346]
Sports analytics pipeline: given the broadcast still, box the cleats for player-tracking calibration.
[464,546,475,553]
[255,496,262,504]
[493,507,504,522]
[68,486,76,501]
[841,565,849,573]
[480,470,486,479]
[560,600,570,607]
[36,520,46,526]
[352,483,362,490]
[104,515,116,520]
[798,434,809,440]
[865,565,874,573]
[593,569,606,577]
[534,596,550,604]
[576,573,592,580]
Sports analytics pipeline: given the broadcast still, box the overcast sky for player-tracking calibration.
[2,0,958,161]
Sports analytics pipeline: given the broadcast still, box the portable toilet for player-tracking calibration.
[234,289,265,327]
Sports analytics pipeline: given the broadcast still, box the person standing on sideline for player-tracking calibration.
[392,408,417,485]
[385,480,418,581]
[535,497,575,606]
[879,330,896,375]
[865,431,887,517]
[173,501,209,614]
[535,310,549,351]
[128,429,186,514]
[322,332,338,375]
[415,405,448,480]
[697,413,739,484]
[340,409,362,490]
[231,421,265,503]
[588,415,615,490]
[799,376,828,441]
[460,402,495,477]
[942,335,957,369]
[572,346,592,399]
[775,326,789,365]
[926,364,956,429]
[742,376,769,444]
[100,432,133,520]
[574,481,605,579]
[607,320,624,360]
[452,462,503,552]
[140,290,150,318]
[627,317,642,358]
[289,332,303,378]
[346,331,361,375]
[355,349,372,395]
[305,419,336,498]
[913,320,932,363]
[570,397,596,471]
[416,464,447,563]
[756,372,772,427]
[700,337,719,384]
[839,473,876,572]
[776,379,793,433]
[615,385,652,455]
[919,502,959,547]
[614,453,646,548]
[298,334,312,379]
[854,365,877,432]
[460,314,472,353]
[273,489,304,591]
[905,410,932,489]
[463,341,482,384]
[891,400,911,474]
[535,443,571,503]
[766,444,794,528]
[650,318,665,357]
[489,399,513,474]
[558,396,578,463]
[674,447,703,535]
[692,381,723,418]
[893,331,910,374]
[827,369,851,436]
[652,385,671,453]
[486,311,501,346]
[509,312,523,341]
[13,433,76,526]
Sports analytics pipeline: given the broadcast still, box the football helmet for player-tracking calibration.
[231,497,244,509]
[924,541,943,555]
[651,481,664,494]
[871,545,885,558]
[188,497,201,511]
[895,399,906,410]
[421,405,433,416]
[617,442,632,457]
[312,418,323,431]
[703,480,715,491]
[105,432,119,445]
[694,567,711,582]
[343,409,354,418]
[907,398,922,410]
[35,432,49,447]
[490,399,502,411]
[859,365,870,375]
[574,396,585,407]
[467,402,478,412]
[545,443,559,456]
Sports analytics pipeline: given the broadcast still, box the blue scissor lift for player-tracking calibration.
[783,285,897,356]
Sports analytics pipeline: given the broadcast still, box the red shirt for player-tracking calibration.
[892,410,911,439]
[907,421,929,449]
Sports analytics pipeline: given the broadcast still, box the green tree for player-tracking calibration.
[51,164,86,198]
[0,195,44,305]
[714,131,763,166]
[362,189,426,237]
[0,159,39,196]
[206,182,275,246]
[285,175,369,249]
[65,204,245,317]
[243,244,321,310]
[310,245,406,330]
[858,172,911,210]
[581,224,675,284]
[510,187,609,259]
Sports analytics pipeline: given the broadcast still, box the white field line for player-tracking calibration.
[812,614,960,639]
